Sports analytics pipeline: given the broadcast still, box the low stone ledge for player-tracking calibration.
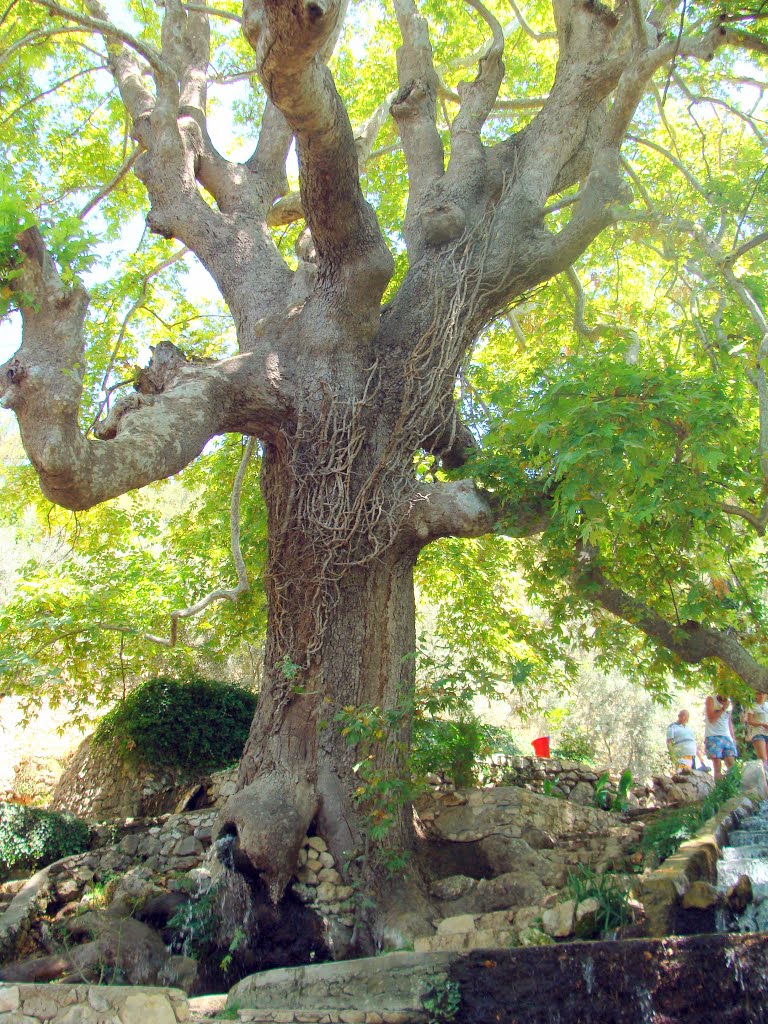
[0,983,189,1023]
[218,1011,425,1023]
[227,951,455,1016]
[0,859,61,963]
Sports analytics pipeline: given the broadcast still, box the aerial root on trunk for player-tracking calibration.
[215,775,318,904]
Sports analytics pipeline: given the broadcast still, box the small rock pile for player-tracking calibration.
[292,836,355,928]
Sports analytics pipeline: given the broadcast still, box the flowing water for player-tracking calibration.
[164,830,331,993]
[717,798,768,932]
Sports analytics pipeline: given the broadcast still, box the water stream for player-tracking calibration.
[717,798,768,932]
[164,831,331,993]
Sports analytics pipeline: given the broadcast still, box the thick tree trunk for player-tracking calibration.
[216,417,431,947]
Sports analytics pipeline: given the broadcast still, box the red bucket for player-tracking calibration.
[531,736,550,758]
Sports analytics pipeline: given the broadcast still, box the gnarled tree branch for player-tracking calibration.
[402,477,551,548]
[77,0,294,320]
[573,544,768,692]
[391,0,445,259]
[0,228,290,510]
[243,0,393,308]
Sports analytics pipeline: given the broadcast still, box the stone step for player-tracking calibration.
[225,949,454,1024]
[722,844,768,863]
[189,994,228,1018]
[190,1011,425,1023]
[737,816,768,831]
[414,925,515,953]
[727,829,768,846]
[718,858,768,888]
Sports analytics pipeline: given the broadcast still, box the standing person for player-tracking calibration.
[704,694,738,780]
[666,710,697,773]
[746,692,768,765]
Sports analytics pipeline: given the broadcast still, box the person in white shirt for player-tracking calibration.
[704,693,738,779]
[666,709,698,772]
[746,691,768,765]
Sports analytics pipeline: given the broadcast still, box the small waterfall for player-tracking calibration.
[636,987,656,1024]
[164,828,331,993]
[717,798,768,933]
[166,859,218,958]
[215,833,236,871]
[581,956,594,996]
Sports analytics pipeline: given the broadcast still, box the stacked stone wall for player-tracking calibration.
[0,983,188,1023]
[483,754,713,808]
[50,737,194,821]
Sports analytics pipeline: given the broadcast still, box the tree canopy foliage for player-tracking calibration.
[1,0,767,715]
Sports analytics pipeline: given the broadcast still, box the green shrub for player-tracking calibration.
[482,724,522,758]
[422,977,461,1024]
[551,726,596,765]
[700,761,743,818]
[640,762,744,864]
[593,769,633,812]
[93,676,258,774]
[640,805,700,863]
[0,802,91,881]
[410,717,520,787]
[410,717,483,786]
[564,863,632,937]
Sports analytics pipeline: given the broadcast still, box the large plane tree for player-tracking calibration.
[2,0,766,943]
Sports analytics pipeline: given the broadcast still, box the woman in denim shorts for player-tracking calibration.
[704,694,738,780]
[746,692,768,765]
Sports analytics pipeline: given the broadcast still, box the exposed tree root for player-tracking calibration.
[215,775,318,904]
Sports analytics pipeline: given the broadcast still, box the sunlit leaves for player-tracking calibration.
[0,437,267,714]
[1,0,768,712]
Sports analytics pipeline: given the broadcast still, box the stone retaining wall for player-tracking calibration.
[50,737,193,821]
[416,781,630,855]
[483,755,606,802]
[50,747,240,823]
[51,741,714,826]
[0,809,220,969]
[1,809,358,976]
[0,983,189,1023]
[486,754,714,808]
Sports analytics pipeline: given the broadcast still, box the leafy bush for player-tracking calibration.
[564,863,633,937]
[93,676,258,774]
[422,977,461,1024]
[593,769,633,811]
[551,726,596,765]
[0,802,91,881]
[640,762,744,864]
[640,805,701,864]
[410,717,520,787]
[700,762,743,818]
